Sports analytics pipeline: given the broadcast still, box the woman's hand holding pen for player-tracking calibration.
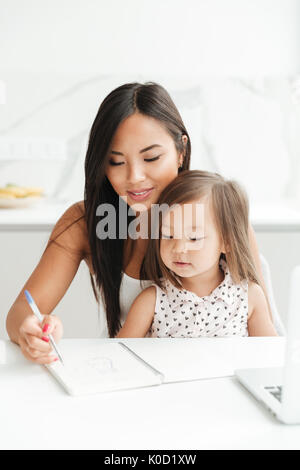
[18,314,63,364]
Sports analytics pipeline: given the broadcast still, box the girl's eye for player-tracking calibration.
[189,237,205,241]
[161,234,173,239]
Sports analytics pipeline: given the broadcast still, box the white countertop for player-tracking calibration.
[249,201,300,231]
[0,198,74,230]
[1,337,300,450]
[0,198,300,231]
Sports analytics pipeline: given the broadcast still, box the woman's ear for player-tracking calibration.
[178,135,188,168]
[182,134,188,145]
[182,135,188,156]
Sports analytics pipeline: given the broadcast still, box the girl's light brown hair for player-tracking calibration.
[141,170,260,290]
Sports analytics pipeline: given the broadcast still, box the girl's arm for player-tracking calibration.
[116,286,156,338]
[6,202,88,362]
[247,282,278,336]
[248,224,273,322]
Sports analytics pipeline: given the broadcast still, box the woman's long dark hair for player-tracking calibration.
[83,82,191,337]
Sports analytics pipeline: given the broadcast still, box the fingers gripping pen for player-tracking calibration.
[24,290,64,365]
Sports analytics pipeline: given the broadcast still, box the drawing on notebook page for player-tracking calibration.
[85,356,114,374]
[61,354,116,380]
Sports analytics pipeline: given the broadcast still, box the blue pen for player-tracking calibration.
[24,289,64,365]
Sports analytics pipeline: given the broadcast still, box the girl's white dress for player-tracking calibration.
[149,259,249,338]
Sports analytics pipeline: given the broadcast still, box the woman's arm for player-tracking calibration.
[248,224,273,322]
[247,282,278,336]
[116,286,156,338]
[6,202,88,358]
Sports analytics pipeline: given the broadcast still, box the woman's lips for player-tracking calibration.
[127,188,154,201]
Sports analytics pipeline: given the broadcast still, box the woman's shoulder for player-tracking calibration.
[53,200,86,234]
[64,200,85,219]
[50,200,90,259]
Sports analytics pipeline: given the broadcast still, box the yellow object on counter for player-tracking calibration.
[0,184,44,199]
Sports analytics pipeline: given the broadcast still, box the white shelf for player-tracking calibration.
[0,199,300,232]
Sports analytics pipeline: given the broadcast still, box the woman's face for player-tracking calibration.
[105,113,185,212]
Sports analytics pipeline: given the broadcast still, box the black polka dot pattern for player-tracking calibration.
[149,259,248,338]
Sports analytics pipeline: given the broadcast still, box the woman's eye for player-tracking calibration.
[109,155,161,166]
[189,237,205,241]
[161,234,173,239]
[144,155,161,162]
[109,160,124,166]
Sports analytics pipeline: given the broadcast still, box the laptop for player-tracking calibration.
[235,265,300,424]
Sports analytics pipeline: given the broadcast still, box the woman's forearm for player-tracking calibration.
[6,298,33,345]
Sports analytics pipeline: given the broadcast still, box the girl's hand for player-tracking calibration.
[18,314,64,364]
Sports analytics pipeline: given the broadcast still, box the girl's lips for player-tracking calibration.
[173,261,191,267]
[127,188,154,201]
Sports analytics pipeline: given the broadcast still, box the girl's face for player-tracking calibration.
[160,196,225,279]
[105,113,185,212]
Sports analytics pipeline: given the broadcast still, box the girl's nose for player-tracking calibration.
[172,239,188,253]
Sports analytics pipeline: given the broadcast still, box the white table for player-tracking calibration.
[1,337,300,450]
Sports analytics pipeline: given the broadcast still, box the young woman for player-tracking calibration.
[6,82,274,363]
[117,170,278,338]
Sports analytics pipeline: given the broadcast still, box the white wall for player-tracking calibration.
[0,0,299,75]
[1,0,300,203]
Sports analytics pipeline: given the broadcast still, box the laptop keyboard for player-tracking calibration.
[264,385,282,402]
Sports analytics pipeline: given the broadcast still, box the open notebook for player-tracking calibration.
[44,338,284,396]
[45,342,164,396]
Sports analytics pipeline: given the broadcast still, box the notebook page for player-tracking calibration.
[125,337,285,383]
[45,342,163,396]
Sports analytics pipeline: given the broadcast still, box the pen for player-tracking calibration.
[24,289,64,365]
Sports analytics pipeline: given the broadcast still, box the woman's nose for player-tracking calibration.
[127,162,146,184]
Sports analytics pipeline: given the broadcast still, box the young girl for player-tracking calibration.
[117,170,278,338]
